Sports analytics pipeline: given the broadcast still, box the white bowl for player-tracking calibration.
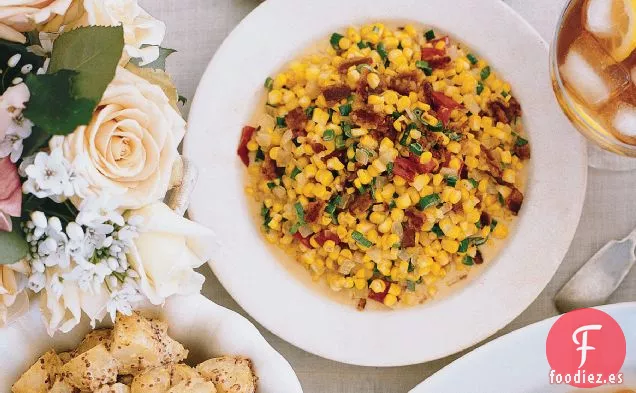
[0,294,302,393]
[184,0,587,366]
[411,302,636,393]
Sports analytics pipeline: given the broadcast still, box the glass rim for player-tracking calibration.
[550,0,636,157]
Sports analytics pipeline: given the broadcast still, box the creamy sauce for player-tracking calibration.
[244,20,529,310]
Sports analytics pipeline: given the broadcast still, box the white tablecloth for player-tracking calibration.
[140,1,636,391]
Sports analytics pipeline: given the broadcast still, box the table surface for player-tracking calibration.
[140,1,636,391]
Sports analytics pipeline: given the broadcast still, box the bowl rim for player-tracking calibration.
[184,0,588,366]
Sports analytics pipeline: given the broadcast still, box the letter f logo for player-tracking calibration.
[572,324,603,368]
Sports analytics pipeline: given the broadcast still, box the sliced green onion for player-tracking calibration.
[417,193,441,211]
[357,41,369,49]
[515,136,529,146]
[386,162,394,176]
[463,255,474,266]
[305,105,316,119]
[339,103,352,116]
[294,202,305,224]
[322,129,335,141]
[415,60,433,76]
[352,231,373,247]
[407,280,416,292]
[409,142,423,156]
[480,66,491,81]
[490,219,498,231]
[261,204,272,227]
[408,260,415,272]
[467,178,479,188]
[458,238,470,253]
[341,122,353,138]
[424,29,435,41]
[264,77,274,90]
[276,116,286,127]
[289,222,301,235]
[447,132,463,141]
[472,237,487,246]
[267,182,276,189]
[431,223,444,237]
[498,192,505,206]
[467,54,478,65]
[399,131,410,146]
[255,148,265,162]
[290,166,301,179]
[502,91,509,98]
[389,200,397,209]
[476,81,484,95]
[377,42,388,61]
[407,123,419,131]
[335,135,346,149]
[325,195,341,215]
[330,33,344,50]
[392,111,402,120]
[446,175,457,187]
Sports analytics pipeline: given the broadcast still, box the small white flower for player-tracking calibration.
[28,272,45,292]
[30,211,47,229]
[31,259,45,273]
[23,149,73,199]
[18,154,34,177]
[76,196,125,228]
[49,273,64,300]
[106,278,141,321]
[0,115,33,163]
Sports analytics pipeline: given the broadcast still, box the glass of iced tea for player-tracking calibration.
[552,0,636,170]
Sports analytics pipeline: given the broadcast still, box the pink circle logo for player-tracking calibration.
[546,308,626,388]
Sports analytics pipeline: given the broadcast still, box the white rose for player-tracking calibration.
[0,0,72,43]
[125,202,214,305]
[57,0,166,65]
[52,66,186,210]
[0,261,29,327]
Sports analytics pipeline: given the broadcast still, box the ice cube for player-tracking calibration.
[585,0,615,38]
[561,32,630,106]
[613,104,636,137]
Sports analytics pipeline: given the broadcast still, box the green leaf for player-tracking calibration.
[21,126,51,157]
[49,25,124,101]
[24,71,96,135]
[0,219,28,265]
[130,46,176,70]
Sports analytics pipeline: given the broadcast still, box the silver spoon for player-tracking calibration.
[554,228,636,313]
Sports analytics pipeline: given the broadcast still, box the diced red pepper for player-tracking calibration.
[293,232,312,248]
[237,126,256,166]
[421,47,446,60]
[314,230,340,246]
[431,91,461,109]
[437,106,452,126]
[368,280,391,304]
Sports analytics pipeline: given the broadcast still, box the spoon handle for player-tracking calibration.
[554,229,636,313]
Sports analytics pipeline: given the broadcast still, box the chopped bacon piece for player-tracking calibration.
[427,56,451,69]
[387,71,419,96]
[487,97,523,124]
[421,81,434,106]
[393,155,436,182]
[356,298,367,311]
[405,209,425,229]
[437,106,452,126]
[315,230,341,246]
[514,143,531,160]
[474,250,484,265]
[421,47,446,60]
[348,192,373,216]
[356,68,383,101]
[323,85,352,104]
[310,142,327,153]
[401,227,417,248]
[481,146,503,179]
[402,209,424,248]
[338,56,373,73]
[480,211,491,228]
[285,107,307,131]
[351,108,386,130]
[431,91,461,109]
[292,128,307,139]
[293,232,312,248]
[368,280,391,304]
[506,187,524,215]
[430,36,450,47]
[324,148,347,162]
[237,126,256,166]
[459,163,468,179]
[305,200,326,223]
[261,156,278,180]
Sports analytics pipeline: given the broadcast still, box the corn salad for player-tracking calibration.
[238,23,530,309]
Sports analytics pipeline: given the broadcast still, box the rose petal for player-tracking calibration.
[0,184,21,217]
[0,213,12,232]
[0,158,20,200]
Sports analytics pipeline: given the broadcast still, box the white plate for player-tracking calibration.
[0,294,302,393]
[184,0,587,366]
[411,302,636,393]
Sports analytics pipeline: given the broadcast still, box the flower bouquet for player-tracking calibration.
[0,0,212,334]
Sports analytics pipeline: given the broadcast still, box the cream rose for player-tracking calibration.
[47,0,165,65]
[51,66,186,210]
[0,0,72,43]
[0,260,29,327]
[125,202,214,305]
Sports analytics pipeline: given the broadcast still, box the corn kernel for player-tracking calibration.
[383,293,398,307]
[367,72,381,89]
[395,194,412,209]
[370,279,386,293]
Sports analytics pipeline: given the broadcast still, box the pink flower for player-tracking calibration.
[0,158,22,232]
